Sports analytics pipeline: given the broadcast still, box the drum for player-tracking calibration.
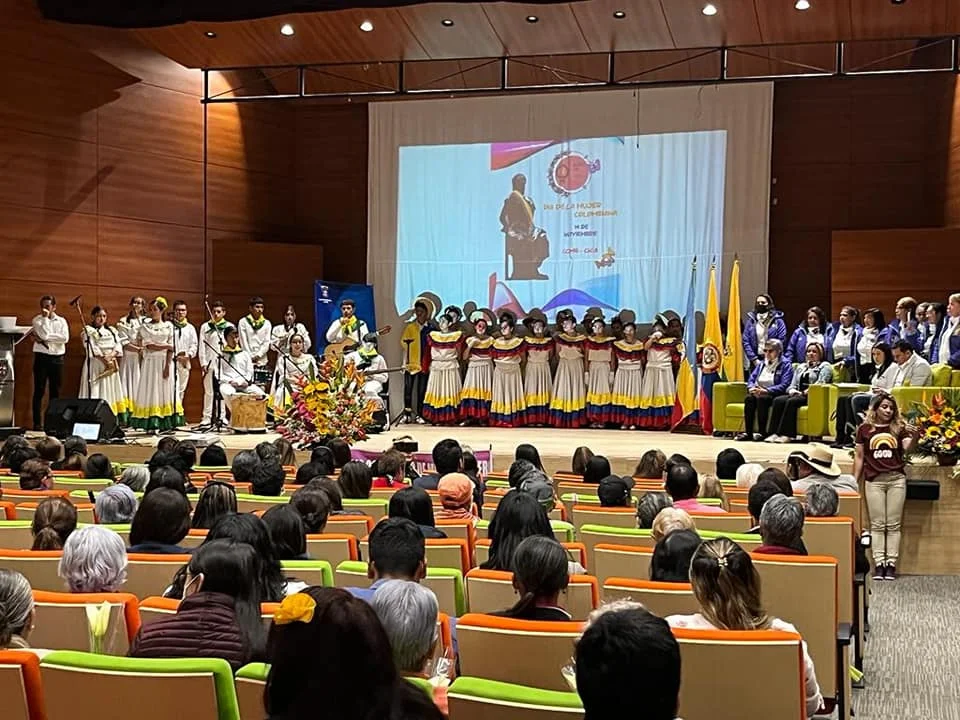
[230,394,268,433]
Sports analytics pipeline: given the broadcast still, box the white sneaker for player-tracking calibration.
[774,435,792,443]
[764,434,780,443]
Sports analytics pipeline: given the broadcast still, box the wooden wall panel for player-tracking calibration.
[206,102,295,176]
[98,84,203,161]
[97,217,205,292]
[0,129,99,214]
[0,204,98,283]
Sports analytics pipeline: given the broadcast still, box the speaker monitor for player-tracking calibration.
[44,398,119,441]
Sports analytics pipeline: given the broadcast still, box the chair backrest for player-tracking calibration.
[342,497,388,522]
[181,528,208,549]
[465,569,598,620]
[333,560,466,617]
[570,505,637,531]
[125,554,191,599]
[0,520,35,549]
[304,534,358,565]
[235,663,268,720]
[80,523,131,545]
[836,493,862,531]
[803,516,855,626]
[52,478,114,493]
[456,614,583,691]
[0,549,63,591]
[580,525,762,571]
[601,578,700,616]
[16,502,96,524]
[280,560,334,589]
[325,515,375,539]
[2,488,70,499]
[474,540,587,572]
[475,519,575,544]
[39,651,240,720]
[359,536,471,574]
[448,677,584,720]
[0,650,46,720]
[484,503,565,523]
[435,518,477,556]
[594,544,654,586]
[31,591,141,655]
[686,512,753,534]
[0,500,16,519]
[234,494,287,514]
[674,627,806,720]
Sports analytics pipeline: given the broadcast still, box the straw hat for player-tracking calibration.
[787,445,842,478]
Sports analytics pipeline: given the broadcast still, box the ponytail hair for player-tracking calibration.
[502,536,569,618]
[689,538,771,631]
[30,497,77,551]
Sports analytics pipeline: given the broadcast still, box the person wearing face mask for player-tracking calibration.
[638,315,682,431]
[549,309,587,427]
[490,311,527,427]
[612,321,645,430]
[421,308,464,425]
[270,334,318,411]
[460,309,495,425]
[736,339,794,442]
[935,293,960,369]
[585,315,615,428]
[742,294,787,370]
[888,297,923,353]
[345,333,389,427]
[522,309,554,426]
[824,305,862,381]
[271,304,311,357]
[766,342,832,444]
[854,308,893,383]
[784,306,827,365]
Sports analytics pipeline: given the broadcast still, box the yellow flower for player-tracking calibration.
[946,429,957,440]
[926,427,943,438]
[274,593,316,625]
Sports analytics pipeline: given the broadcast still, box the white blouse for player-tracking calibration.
[756,361,778,389]
[832,326,854,360]
[856,327,878,365]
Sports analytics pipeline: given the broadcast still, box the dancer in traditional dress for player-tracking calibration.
[638,315,682,430]
[584,315,615,428]
[79,306,129,423]
[460,309,494,424]
[129,297,184,432]
[271,305,312,356]
[422,311,464,425]
[115,296,145,422]
[522,309,554,427]
[611,321,646,430]
[490,311,527,428]
[549,309,587,428]
[270,333,317,411]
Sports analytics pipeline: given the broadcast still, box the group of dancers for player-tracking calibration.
[400,296,685,430]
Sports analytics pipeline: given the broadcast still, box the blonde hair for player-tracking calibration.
[689,538,771,631]
[864,392,902,436]
[651,507,696,543]
[698,475,729,511]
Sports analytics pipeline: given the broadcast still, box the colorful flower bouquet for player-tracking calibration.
[906,391,960,465]
[274,354,377,447]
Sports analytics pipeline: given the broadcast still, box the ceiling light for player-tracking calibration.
[891,0,906,4]
[441,18,454,26]
[702,3,717,15]
[795,0,810,8]
[280,23,295,36]
[613,10,626,18]
[525,15,539,23]
[204,30,216,38]
[359,20,374,32]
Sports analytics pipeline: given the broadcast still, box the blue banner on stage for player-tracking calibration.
[314,281,377,354]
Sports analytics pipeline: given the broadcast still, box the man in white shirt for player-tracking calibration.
[891,340,933,388]
[198,300,229,428]
[170,300,198,411]
[238,297,272,384]
[345,334,389,427]
[325,297,369,351]
[31,295,70,430]
[219,325,266,414]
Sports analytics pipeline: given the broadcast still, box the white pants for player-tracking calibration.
[202,367,226,424]
[364,380,384,409]
[221,383,266,411]
[176,363,190,409]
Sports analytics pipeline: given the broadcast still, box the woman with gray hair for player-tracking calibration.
[736,339,794,442]
[119,465,150,492]
[95,484,138,524]
[757,494,807,555]
[0,570,34,649]
[58,526,128,593]
[804,483,839,518]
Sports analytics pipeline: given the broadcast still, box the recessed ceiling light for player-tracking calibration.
[525,15,539,23]
[891,0,906,4]
[613,10,626,19]
[359,20,374,32]
[204,31,217,38]
[280,23,295,36]
[795,0,810,8]
[702,3,718,15]
[441,18,454,26]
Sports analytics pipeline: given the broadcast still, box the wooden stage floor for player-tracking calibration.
[95,425,854,475]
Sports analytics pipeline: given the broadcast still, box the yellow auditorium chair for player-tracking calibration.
[234,493,287,514]
[474,540,587,571]
[333,560,466,618]
[594,544,654,586]
[280,559,334,589]
[80,523,130,545]
[570,505,637,531]
[31,591,141,654]
[435,518,477,557]
[360,536,471,575]
[124,554,191,599]
[181,528,208,549]
[456,613,583,691]
[448,677,584,720]
[0,649,46,720]
[601,578,700,617]
[304,533,358,566]
[39,651,240,720]
[465,569,598,620]
[342,497,388,521]
[0,549,64,591]
[683,512,753,534]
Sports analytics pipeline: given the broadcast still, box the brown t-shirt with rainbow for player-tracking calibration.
[855,423,909,481]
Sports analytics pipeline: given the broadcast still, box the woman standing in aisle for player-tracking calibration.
[129,297,184,432]
[116,296,145,423]
[548,309,587,428]
[490,311,527,428]
[460,310,495,424]
[270,334,318,412]
[421,310,464,425]
[584,315,615,428]
[522,310,553,427]
[637,315,681,430]
[611,321,645,430]
[80,306,129,423]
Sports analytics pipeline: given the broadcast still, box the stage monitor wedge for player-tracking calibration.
[44,398,121,442]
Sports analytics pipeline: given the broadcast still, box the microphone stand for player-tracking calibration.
[203,301,228,433]
[394,338,414,427]
[162,315,179,435]
[270,342,299,416]
[71,300,94,399]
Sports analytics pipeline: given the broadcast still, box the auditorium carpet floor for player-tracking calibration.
[854,576,960,719]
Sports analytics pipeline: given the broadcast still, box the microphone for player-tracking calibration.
[68,295,82,307]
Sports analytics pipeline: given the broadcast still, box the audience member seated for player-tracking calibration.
[145,465,190,497]
[54,435,88,471]
[767,342,833,444]
[507,458,537,489]
[19,458,53,490]
[598,474,635,507]
[190,481,237,529]
[832,343,896,448]
[118,465,149,492]
[127,488,191,554]
[787,447,858,493]
[198,443,228,467]
[576,601,681,720]
[309,446,336,476]
[698,475,729,510]
[804,484,871,575]
[650,528,701,583]
[667,538,822,718]
[415,439,463,491]
[491,536,572,621]
[172,441,198,477]
[311,475,351,516]
[736,338,794,442]
[340,460,374,499]
[636,491,673,529]
[251,460,285,497]
[231,449,261,484]
[515,442,545,472]
[583,455,611,484]
[665,463,726,514]
[0,434,29,468]
[651,507,696,543]
[156,436,179,454]
[130,539,266,671]
[83,452,114,481]
[0,570,35,651]
[924,302,947,362]
[665,453,692,474]
[293,462,323,486]
[436,473,477,522]
[571,445,595,475]
[36,435,62,465]
[347,518,427,602]
[326,438,352,469]
[58,525,127,593]
[8,446,40,474]
[262,506,309,562]
[757,467,793,496]
[273,437,297,467]
[265,587,445,720]
[31,497,77,550]
[61,453,86,472]
[891,339,933,387]
[715,447,746,481]
[289,483,331,534]
[371,580,449,715]
[388,487,447,539]
[634,448,667,479]
[736,462,765,489]
[95,484,138,524]
[372,449,410,489]
[747,480,782,532]
[461,446,485,508]
[255,440,281,464]
[757,494,807,555]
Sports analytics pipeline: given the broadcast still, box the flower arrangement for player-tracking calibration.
[906,391,960,464]
[274,354,377,447]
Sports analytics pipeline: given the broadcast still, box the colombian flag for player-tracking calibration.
[699,263,723,435]
[723,258,744,383]
[671,261,699,431]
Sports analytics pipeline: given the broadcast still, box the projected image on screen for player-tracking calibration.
[396,131,726,322]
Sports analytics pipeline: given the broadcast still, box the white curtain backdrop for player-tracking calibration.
[368,83,773,407]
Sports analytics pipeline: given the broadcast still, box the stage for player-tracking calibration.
[80,426,854,476]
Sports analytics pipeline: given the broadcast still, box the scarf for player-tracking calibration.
[358,346,379,360]
[207,319,227,333]
[223,345,243,355]
[245,314,266,331]
[172,318,189,329]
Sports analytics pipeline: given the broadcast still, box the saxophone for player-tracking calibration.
[94,356,120,382]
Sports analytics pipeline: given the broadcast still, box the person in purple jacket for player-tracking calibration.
[824,306,862,379]
[742,294,787,371]
[935,293,960,369]
[887,297,923,353]
[784,306,827,364]
[736,339,794,442]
